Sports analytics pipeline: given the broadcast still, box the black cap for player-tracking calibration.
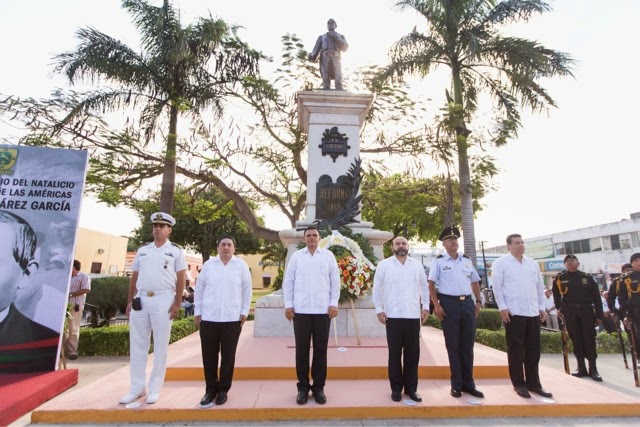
[630,253,640,264]
[564,254,578,263]
[438,225,461,241]
[622,263,633,272]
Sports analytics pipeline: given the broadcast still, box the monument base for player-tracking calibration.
[253,292,383,338]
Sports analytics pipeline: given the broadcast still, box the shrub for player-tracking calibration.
[424,309,501,331]
[271,269,284,291]
[85,276,130,325]
[78,318,197,356]
[476,309,502,331]
[475,329,507,352]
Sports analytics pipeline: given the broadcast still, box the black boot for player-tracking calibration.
[588,359,603,382]
[571,359,588,377]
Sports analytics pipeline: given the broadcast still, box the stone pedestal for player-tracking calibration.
[256,90,393,338]
[253,291,384,338]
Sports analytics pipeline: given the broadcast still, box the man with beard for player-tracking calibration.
[428,226,484,399]
[373,236,429,403]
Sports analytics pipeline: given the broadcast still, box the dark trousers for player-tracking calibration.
[439,295,476,390]
[385,318,421,394]
[504,315,542,389]
[564,307,597,361]
[293,313,330,393]
[199,320,242,393]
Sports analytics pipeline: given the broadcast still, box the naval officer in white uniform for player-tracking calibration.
[119,212,186,405]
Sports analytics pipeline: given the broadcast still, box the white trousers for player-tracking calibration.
[129,292,174,394]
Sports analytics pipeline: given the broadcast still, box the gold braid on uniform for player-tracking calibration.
[555,272,568,296]
[625,276,638,299]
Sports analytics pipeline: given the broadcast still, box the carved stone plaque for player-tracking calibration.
[316,174,350,220]
[319,126,350,162]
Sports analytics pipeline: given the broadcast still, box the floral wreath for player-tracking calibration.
[319,231,376,302]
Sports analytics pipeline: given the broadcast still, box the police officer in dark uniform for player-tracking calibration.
[428,226,484,398]
[618,253,640,359]
[552,254,603,381]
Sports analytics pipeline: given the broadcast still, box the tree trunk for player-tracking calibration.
[160,105,178,214]
[451,65,478,265]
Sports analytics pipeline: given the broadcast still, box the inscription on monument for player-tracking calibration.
[319,126,350,163]
[316,174,350,220]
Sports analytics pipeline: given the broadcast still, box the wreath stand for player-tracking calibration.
[332,300,363,346]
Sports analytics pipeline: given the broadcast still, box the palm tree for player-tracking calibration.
[386,0,573,261]
[54,0,262,213]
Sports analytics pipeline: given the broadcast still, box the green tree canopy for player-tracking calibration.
[129,186,262,262]
[384,0,574,262]
[53,0,263,214]
[361,171,488,255]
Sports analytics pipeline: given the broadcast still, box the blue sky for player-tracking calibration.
[1,0,638,247]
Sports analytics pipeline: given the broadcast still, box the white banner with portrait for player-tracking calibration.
[0,145,88,373]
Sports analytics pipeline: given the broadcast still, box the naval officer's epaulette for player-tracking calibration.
[436,255,443,258]
[578,271,592,277]
[555,270,568,278]
[461,254,470,259]
[171,242,183,249]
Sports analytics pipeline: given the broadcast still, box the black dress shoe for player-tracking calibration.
[296,391,309,405]
[527,387,553,398]
[462,387,484,398]
[215,391,228,405]
[69,354,78,360]
[312,390,327,404]
[405,392,422,402]
[514,387,531,398]
[391,391,402,402]
[199,393,215,408]
[450,389,462,398]
[571,368,588,378]
[589,369,603,382]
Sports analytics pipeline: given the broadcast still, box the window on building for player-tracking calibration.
[91,262,102,274]
[632,231,640,248]
[610,235,621,250]
[602,236,612,251]
[578,239,590,253]
[563,242,572,254]
[555,243,565,255]
[620,233,632,249]
[590,237,603,252]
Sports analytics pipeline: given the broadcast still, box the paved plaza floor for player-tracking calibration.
[11,331,640,426]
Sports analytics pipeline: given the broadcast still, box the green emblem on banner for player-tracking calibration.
[0,148,18,175]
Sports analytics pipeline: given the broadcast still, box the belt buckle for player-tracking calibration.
[146,291,155,297]
[459,295,466,301]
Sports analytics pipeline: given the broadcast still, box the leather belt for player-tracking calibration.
[138,289,174,297]
[438,293,472,301]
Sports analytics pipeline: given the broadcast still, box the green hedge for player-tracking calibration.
[425,309,502,331]
[425,312,628,354]
[78,317,197,356]
[474,329,628,354]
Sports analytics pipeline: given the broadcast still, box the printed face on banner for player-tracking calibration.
[0,145,88,373]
